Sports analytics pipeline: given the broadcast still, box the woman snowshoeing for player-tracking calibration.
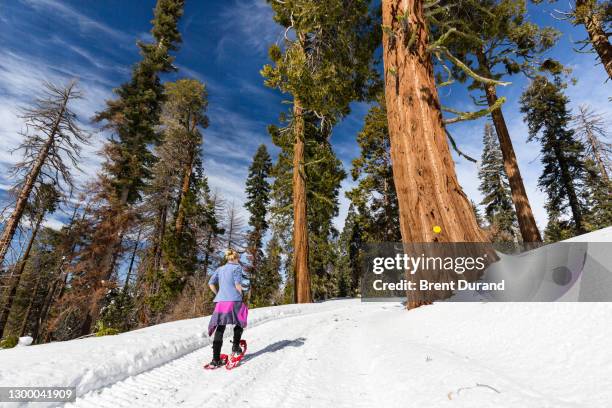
[205,248,249,369]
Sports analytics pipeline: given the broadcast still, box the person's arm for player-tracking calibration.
[233,265,243,293]
[208,270,219,294]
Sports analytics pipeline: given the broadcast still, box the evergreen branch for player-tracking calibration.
[438,46,511,87]
[311,191,335,207]
[445,128,477,163]
[442,97,506,125]
[428,27,457,49]
[434,53,455,87]
[304,157,326,167]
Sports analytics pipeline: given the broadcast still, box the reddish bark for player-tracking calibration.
[382,0,487,243]
[477,51,543,243]
[292,99,311,304]
[577,0,612,79]
[382,0,492,309]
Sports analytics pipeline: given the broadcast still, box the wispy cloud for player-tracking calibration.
[216,0,283,60]
[20,0,132,43]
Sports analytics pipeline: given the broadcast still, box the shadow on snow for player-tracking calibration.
[242,337,306,364]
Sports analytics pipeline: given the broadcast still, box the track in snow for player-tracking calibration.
[67,301,602,408]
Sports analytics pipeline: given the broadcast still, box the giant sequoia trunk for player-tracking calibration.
[576,0,612,79]
[382,0,490,309]
[292,99,311,303]
[477,51,542,243]
[0,209,44,338]
[382,0,486,243]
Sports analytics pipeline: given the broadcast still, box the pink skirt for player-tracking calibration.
[207,301,248,336]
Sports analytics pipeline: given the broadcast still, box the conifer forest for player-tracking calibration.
[0,0,610,346]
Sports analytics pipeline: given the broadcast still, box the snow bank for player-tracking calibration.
[0,300,350,400]
[1,227,609,406]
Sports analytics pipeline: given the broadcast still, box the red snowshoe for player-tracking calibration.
[225,340,247,370]
[204,355,227,370]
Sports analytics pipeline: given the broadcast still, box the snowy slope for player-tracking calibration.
[33,302,612,408]
[0,227,610,407]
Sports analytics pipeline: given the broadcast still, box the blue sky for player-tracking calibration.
[0,0,610,237]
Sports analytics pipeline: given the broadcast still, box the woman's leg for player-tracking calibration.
[232,325,243,352]
[213,325,226,361]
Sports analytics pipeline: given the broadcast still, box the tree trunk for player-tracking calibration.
[174,154,194,236]
[292,98,311,303]
[34,206,82,343]
[383,0,490,309]
[585,127,610,182]
[0,103,66,267]
[477,51,543,243]
[552,143,585,234]
[94,186,130,290]
[123,228,142,295]
[382,0,487,243]
[153,206,167,271]
[19,269,43,336]
[203,231,213,276]
[577,0,612,79]
[0,209,44,338]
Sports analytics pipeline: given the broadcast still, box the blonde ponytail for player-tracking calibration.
[225,248,240,263]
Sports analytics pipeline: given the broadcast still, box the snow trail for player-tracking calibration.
[63,301,611,408]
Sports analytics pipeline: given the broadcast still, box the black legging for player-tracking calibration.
[212,325,243,360]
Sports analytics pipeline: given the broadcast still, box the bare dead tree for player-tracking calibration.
[572,104,611,181]
[223,201,246,252]
[0,81,89,267]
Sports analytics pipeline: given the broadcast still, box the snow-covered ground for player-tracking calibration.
[2,301,611,408]
[0,228,611,408]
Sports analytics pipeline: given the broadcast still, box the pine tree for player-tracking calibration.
[94,0,185,206]
[520,76,587,236]
[252,235,282,307]
[139,79,208,316]
[89,0,185,290]
[583,159,612,230]
[337,204,364,296]
[471,200,486,228]
[268,114,346,301]
[54,1,186,337]
[347,96,401,242]
[262,0,378,303]
[478,123,520,242]
[0,226,64,340]
[244,145,272,307]
[0,183,60,338]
